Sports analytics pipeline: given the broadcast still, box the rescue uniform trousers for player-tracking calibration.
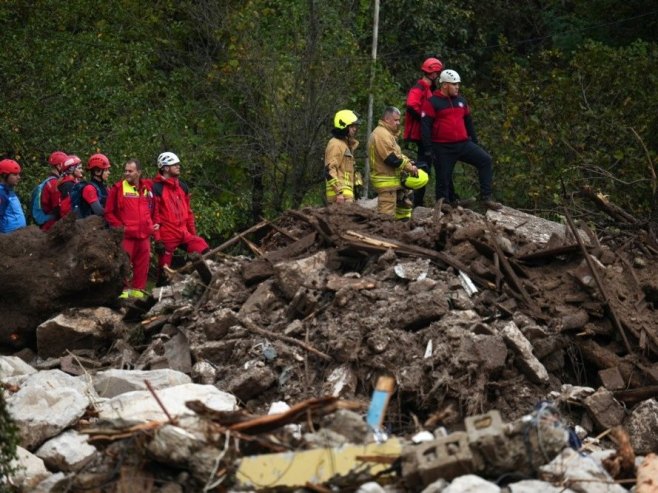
[433,140,493,201]
[123,238,151,290]
[158,232,209,270]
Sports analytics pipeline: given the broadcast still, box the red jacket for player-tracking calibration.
[403,78,433,142]
[105,179,155,239]
[40,174,60,230]
[152,174,197,241]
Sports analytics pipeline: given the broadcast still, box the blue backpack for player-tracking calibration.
[69,180,107,218]
[29,176,57,225]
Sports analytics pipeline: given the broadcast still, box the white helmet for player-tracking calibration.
[439,69,461,84]
[157,151,180,168]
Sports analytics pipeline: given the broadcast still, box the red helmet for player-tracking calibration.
[421,57,444,74]
[63,154,82,173]
[87,153,111,170]
[0,159,21,175]
[48,151,68,167]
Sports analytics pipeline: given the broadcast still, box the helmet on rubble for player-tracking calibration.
[157,151,181,169]
[48,151,68,167]
[421,57,443,74]
[402,168,429,190]
[439,70,461,84]
[62,154,82,173]
[0,159,21,175]
[333,110,360,130]
[87,153,111,170]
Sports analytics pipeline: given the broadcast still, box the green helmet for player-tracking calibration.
[402,168,429,190]
[333,110,360,130]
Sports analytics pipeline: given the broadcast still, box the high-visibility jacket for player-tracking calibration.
[152,174,197,241]
[325,137,358,201]
[105,179,155,240]
[368,119,414,193]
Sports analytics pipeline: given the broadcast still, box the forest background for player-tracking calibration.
[0,0,657,242]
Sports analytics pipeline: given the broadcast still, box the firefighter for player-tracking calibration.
[325,109,360,204]
[105,159,156,299]
[152,151,209,285]
[368,106,423,220]
[0,159,27,234]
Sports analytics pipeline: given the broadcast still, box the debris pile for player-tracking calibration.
[2,200,658,492]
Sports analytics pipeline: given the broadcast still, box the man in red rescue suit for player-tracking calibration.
[404,57,444,208]
[39,150,68,230]
[325,109,360,204]
[105,159,156,299]
[152,151,209,285]
[421,69,501,210]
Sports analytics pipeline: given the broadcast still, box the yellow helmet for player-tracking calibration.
[402,168,429,190]
[333,110,360,130]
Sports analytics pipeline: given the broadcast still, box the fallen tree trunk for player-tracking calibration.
[0,215,129,346]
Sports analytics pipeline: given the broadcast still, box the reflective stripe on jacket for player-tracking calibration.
[325,137,358,200]
[368,120,412,193]
[105,179,155,239]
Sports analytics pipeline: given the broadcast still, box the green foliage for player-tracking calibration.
[0,387,19,483]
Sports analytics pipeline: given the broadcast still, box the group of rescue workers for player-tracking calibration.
[0,57,499,296]
[325,58,501,219]
[0,151,208,299]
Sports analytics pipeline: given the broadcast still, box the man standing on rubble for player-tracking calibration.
[0,159,27,233]
[77,153,112,218]
[105,159,156,299]
[421,70,501,210]
[152,151,209,285]
[325,109,360,204]
[368,106,428,220]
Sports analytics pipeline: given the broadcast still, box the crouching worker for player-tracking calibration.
[105,159,156,299]
[368,106,422,220]
[152,152,209,285]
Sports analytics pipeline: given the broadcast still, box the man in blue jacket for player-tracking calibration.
[0,159,27,234]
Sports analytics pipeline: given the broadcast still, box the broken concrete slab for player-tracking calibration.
[624,399,658,455]
[226,364,277,402]
[583,387,625,431]
[442,474,500,493]
[500,321,549,384]
[273,250,328,299]
[0,355,36,380]
[539,448,626,493]
[36,307,126,359]
[9,446,52,490]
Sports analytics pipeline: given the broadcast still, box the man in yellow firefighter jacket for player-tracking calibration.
[325,110,360,204]
[368,106,428,219]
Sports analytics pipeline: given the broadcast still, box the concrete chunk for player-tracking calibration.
[501,321,549,384]
[93,369,192,398]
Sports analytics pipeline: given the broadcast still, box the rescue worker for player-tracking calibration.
[404,57,444,207]
[152,151,209,285]
[0,159,27,234]
[39,150,68,230]
[421,70,501,210]
[58,155,84,218]
[325,109,360,204]
[368,106,428,220]
[79,153,111,217]
[105,159,157,299]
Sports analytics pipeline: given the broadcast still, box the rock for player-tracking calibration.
[147,422,206,467]
[356,482,387,493]
[539,448,626,493]
[458,333,507,372]
[191,361,217,384]
[155,331,193,374]
[226,365,276,401]
[0,355,36,380]
[7,370,91,449]
[583,387,625,431]
[420,478,449,493]
[625,399,658,455]
[93,369,192,398]
[273,251,328,300]
[321,409,369,444]
[508,479,576,492]
[199,308,238,340]
[97,383,237,426]
[324,364,358,397]
[390,289,449,331]
[500,321,549,384]
[191,340,236,364]
[443,474,500,493]
[35,430,97,472]
[36,307,125,359]
[9,446,52,490]
[32,472,70,493]
[239,279,280,317]
[636,453,658,493]
[394,258,431,281]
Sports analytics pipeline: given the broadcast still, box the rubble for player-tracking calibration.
[3,198,658,491]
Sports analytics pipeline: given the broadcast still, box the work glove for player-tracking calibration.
[154,241,166,255]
